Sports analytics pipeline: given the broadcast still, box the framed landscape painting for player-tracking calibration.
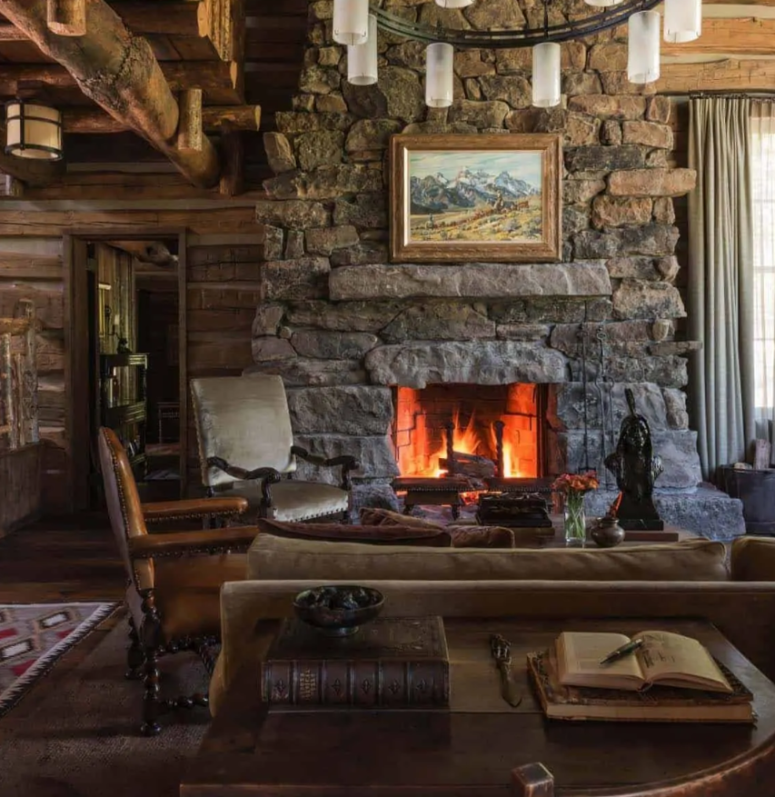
[389,133,562,263]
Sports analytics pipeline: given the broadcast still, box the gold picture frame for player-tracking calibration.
[389,133,563,263]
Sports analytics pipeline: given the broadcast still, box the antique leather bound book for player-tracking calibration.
[261,616,449,708]
[527,648,754,723]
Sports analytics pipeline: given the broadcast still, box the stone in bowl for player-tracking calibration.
[293,585,384,637]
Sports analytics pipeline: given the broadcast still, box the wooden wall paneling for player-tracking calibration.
[63,235,89,511]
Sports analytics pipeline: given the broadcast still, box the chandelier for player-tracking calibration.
[335,0,702,108]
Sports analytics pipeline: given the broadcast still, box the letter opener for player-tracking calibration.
[490,633,522,707]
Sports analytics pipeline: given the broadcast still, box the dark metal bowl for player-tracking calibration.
[293,585,384,637]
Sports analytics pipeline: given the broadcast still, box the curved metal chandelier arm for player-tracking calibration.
[372,0,662,49]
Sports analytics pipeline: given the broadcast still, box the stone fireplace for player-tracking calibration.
[247,0,745,538]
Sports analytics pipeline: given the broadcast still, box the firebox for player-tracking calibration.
[393,384,546,481]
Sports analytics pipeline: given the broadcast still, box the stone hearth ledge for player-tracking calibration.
[329,262,612,301]
[365,341,567,389]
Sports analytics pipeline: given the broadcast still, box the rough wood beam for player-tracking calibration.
[0,0,220,187]
[657,58,775,93]
[113,1,209,37]
[107,240,178,266]
[178,89,203,151]
[219,122,243,196]
[0,61,242,103]
[47,0,86,35]
[1,2,209,38]
[63,104,260,133]
[663,18,775,57]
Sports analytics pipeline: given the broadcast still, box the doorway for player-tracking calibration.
[64,229,188,511]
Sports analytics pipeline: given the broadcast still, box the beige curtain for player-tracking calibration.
[688,97,755,479]
[752,102,775,460]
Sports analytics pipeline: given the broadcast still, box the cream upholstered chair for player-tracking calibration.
[191,375,357,522]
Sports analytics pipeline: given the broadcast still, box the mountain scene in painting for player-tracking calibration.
[408,150,543,243]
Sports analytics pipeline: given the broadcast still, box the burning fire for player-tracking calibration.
[431,410,482,477]
[416,411,525,479]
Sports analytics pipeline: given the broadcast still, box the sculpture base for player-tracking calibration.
[617,518,665,531]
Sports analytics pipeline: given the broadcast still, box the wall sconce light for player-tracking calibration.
[5,100,63,161]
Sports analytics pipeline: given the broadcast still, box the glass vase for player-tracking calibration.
[564,492,586,547]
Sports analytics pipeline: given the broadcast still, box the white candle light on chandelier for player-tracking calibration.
[583,0,625,6]
[628,10,660,84]
[348,13,378,85]
[333,0,368,46]
[664,0,701,44]
[434,0,473,8]
[532,42,561,108]
[425,43,454,108]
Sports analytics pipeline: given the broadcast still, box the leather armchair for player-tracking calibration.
[190,375,358,523]
[97,427,257,736]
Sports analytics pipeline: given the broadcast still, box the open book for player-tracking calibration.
[556,631,733,693]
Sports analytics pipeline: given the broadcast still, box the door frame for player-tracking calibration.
[63,227,188,511]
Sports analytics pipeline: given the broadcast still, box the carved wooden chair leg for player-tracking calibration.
[125,616,145,680]
[140,647,163,736]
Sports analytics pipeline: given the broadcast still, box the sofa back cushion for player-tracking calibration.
[247,535,729,582]
[731,536,775,581]
[257,518,452,547]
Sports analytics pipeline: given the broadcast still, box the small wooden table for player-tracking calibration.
[181,619,775,797]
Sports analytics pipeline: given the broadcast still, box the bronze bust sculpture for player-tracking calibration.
[604,388,664,530]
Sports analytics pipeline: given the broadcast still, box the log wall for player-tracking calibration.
[0,200,266,512]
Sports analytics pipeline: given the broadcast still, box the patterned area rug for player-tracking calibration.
[0,602,117,718]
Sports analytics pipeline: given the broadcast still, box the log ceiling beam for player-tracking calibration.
[0,2,226,52]
[62,104,260,133]
[663,18,775,57]
[0,0,220,187]
[47,0,86,36]
[0,60,242,104]
[657,58,775,93]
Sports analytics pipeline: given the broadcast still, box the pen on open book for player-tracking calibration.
[600,638,644,666]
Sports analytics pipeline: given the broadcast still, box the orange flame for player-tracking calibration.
[432,410,481,477]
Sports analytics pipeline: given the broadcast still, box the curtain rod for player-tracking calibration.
[658,90,775,99]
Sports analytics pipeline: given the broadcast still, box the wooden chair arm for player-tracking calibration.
[206,456,283,510]
[142,496,249,523]
[128,526,258,559]
[290,446,359,491]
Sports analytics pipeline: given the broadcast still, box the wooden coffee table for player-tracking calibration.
[181,618,775,797]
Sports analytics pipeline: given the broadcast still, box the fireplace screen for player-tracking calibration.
[394,384,544,480]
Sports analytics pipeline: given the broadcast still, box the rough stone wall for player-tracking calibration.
[250,0,704,504]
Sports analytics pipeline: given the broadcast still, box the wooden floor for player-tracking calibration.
[0,512,126,603]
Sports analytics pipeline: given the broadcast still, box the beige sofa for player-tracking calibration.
[210,535,775,714]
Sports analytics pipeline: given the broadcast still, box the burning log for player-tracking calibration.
[439,451,496,480]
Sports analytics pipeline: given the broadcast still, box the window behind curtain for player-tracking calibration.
[752,102,775,454]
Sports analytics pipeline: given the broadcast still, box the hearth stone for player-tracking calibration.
[294,434,399,484]
[287,386,393,435]
[328,262,612,301]
[585,489,745,541]
[364,341,567,388]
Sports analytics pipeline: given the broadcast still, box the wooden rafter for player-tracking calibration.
[0,61,242,104]
[0,0,221,187]
[47,0,86,36]
[62,105,261,134]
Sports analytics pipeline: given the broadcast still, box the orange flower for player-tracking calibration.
[551,470,599,494]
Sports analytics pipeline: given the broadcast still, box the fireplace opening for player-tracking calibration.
[394,384,546,481]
